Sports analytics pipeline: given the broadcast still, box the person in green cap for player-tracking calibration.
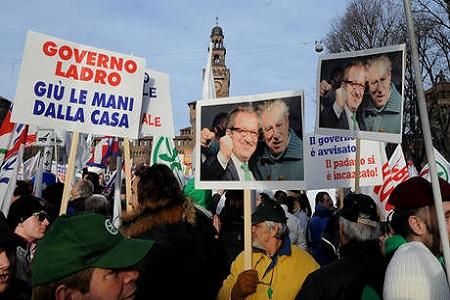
[31,213,154,300]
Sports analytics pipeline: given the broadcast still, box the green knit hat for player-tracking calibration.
[32,213,154,287]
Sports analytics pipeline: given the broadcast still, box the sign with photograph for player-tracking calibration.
[304,134,383,189]
[139,69,175,138]
[315,44,405,144]
[195,90,305,190]
[11,31,146,139]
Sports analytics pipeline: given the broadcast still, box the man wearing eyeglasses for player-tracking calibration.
[361,55,401,134]
[7,195,49,291]
[201,106,259,181]
[319,61,367,131]
[254,99,304,180]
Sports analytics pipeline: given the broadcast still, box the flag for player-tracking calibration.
[86,136,118,169]
[419,148,450,182]
[151,135,185,188]
[0,108,15,165]
[363,144,409,220]
[202,42,217,100]
[0,123,28,215]
[19,150,40,180]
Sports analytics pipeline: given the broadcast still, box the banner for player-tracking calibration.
[11,31,145,138]
[362,144,409,220]
[304,134,383,189]
[419,148,450,182]
[0,123,28,215]
[151,135,185,188]
[139,69,175,138]
[86,136,119,169]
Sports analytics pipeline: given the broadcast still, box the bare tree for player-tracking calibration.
[323,0,450,167]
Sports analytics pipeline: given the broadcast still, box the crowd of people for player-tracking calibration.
[1,163,450,299]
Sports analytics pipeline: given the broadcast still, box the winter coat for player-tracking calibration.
[121,198,227,300]
[307,203,332,266]
[296,240,386,300]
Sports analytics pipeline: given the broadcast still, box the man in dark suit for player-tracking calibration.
[319,61,367,131]
[201,106,259,181]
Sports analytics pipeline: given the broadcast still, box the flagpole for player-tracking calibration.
[403,0,450,283]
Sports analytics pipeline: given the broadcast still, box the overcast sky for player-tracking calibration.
[0,0,347,134]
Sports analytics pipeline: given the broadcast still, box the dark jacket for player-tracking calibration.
[307,203,333,266]
[296,240,386,300]
[0,276,30,300]
[121,199,227,300]
[201,155,240,181]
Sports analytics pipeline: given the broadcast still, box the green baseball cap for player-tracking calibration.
[32,213,154,287]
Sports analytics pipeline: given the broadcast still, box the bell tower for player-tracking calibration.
[208,19,230,97]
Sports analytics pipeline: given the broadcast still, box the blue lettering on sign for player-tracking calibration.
[33,100,84,122]
[69,88,87,104]
[143,72,157,98]
[91,92,134,111]
[91,110,129,128]
[34,81,64,100]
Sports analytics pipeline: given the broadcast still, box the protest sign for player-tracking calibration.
[139,69,175,138]
[11,31,145,139]
[304,134,383,189]
[315,44,405,144]
[195,90,305,190]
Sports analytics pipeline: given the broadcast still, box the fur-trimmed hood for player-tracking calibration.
[120,198,197,238]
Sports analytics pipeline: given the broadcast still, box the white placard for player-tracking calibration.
[195,90,305,190]
[139,69,175,138]
[315,44,405,144]
[304,134,383,189]
[11,31,145,139]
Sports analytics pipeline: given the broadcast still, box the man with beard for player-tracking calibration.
[217,199,318,300]
[383,177,450,299]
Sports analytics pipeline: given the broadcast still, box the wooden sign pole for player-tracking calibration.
[243,189,253,270]
[59,131,79,215]
[354,138,361,193]
[123,138,133,213]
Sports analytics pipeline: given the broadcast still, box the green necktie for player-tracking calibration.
[351,113,357,130]
[241,163,252,181]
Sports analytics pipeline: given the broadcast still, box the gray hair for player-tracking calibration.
[226,106,258,129]
[85,194,110,217]
[339,216,380,242]
[266,221,289,239]
[366,55,392,74]
[258,99,289,118]
[74,180,94,198]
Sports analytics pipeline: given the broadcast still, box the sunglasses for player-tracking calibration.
[32,211,49,222]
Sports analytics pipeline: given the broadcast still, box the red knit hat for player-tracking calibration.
[388,177,433,209]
